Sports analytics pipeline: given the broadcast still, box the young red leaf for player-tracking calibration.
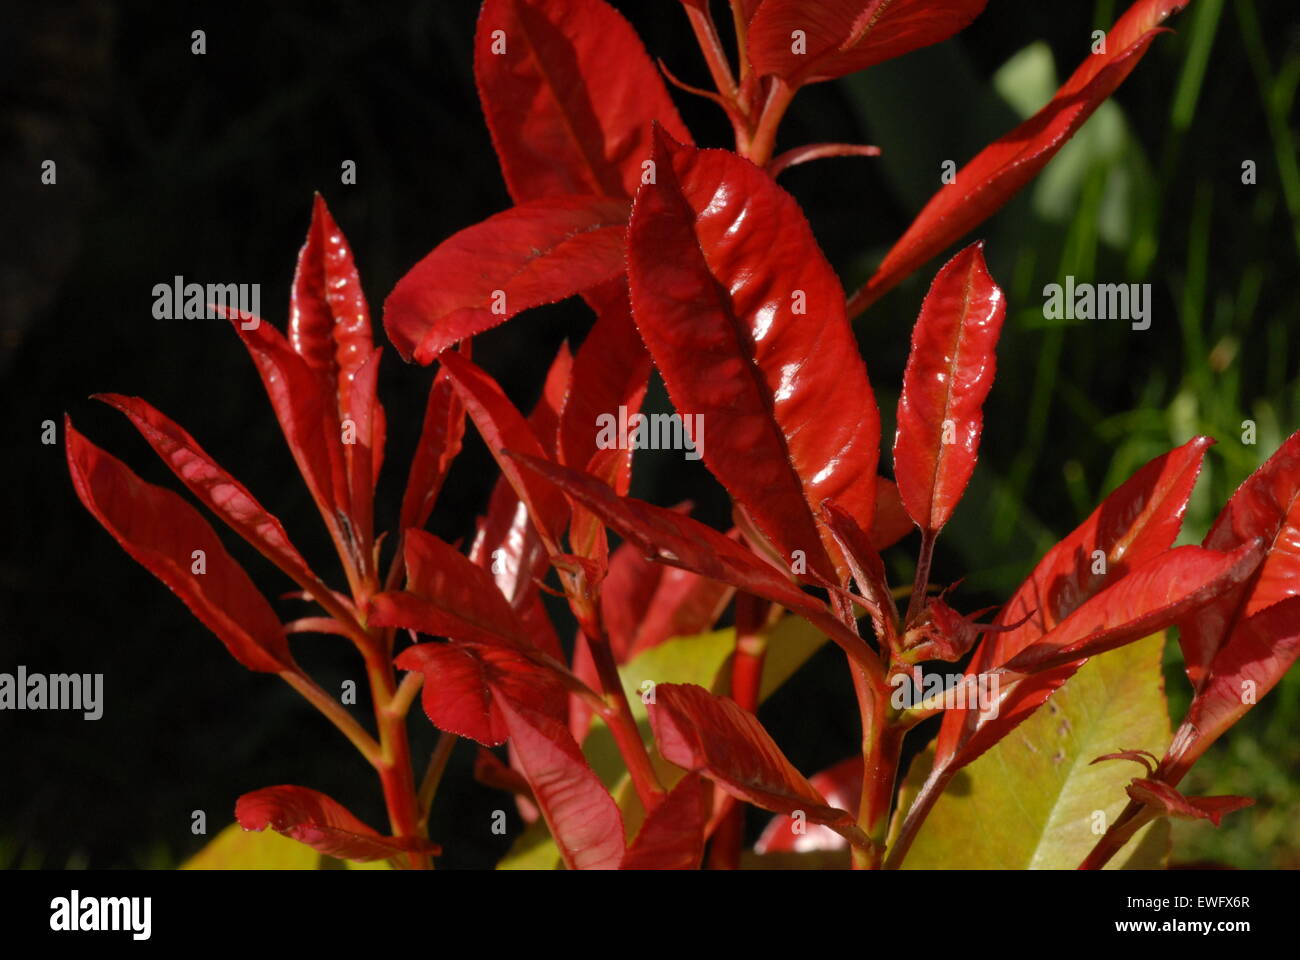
[371,529,532,652]
[384,196,630,363]
[508,452,876,670]
[893,242,1005,535]
[475,0,691,202]
[235,785,435,862]
[1164,595,1300,783]
[747,0,988,87]
[620,772,709,870]
[870,477,913,549]
[1179,430,1300,691]
[853,0,1190,309]
[1125,779,1254,828]
[66,418,292,674]
[649,683,854,827]
[822,500,899,648]
[94,394,319,592]
[398,364,466,535]
[756,755,863,853]
[495,696,626,870]
[439,352,570,553]
[395,641,565,747]
[627,128,880,584]
[230,312,346,535]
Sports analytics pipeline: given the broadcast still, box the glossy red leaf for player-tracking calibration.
[496,695,626,870]
[756,755,863,853]
[440,352,570,553]
[1125,779,1254,828]
[235,785,434,862]
[94,394,318,591]
[627,128,880,584]
[893,242,1005,534]
[230,312,346,533]
[395,641,565,747]
[370,529,533,652]
[870,476,913,549]
[649,683,853,825]
[1164,595,1300,783]
[384,196,630,364]
[66,418,292,674]
[620,772,709,870]
[748,0,988,87]
[854,0,1190,309]
[475,0,691,202]
[398,364,467,535]
[1003,543,1263,676]
[1179,430,1300,691]
[509,452,874,667]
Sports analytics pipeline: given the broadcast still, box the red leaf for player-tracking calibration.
[748,0,988,87]
[627,128,880,584]
[934,437,1213,768]
[1164,595,1300,783]
[509,452,873,666]
[1179,430,1300,691]
[822,500,898,647]
[495,696,626,870]
[620,772,709,870]
[384,196,630,363]
[370,529,533,652]
[870,477,913,549]
[235,785,435,862]
[893,242,1005,534]
[66,419,292,674]
[756,755,863,853]
[290,194,376,413]
[395,641,565,747]
[1125,779,1254,828]
[440,352,571,553]
[231,312,346,534]
[649,683,853,825]
[855,0,1190,308]
[1003,543,1263,675]
[475,0,691,202]
[398,363,467,535]
[94,394,318,591]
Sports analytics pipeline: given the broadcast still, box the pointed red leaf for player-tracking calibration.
[66,418,292,674]
[230,312,346,533]
[627,128,880,584]
[509,452,874,666]
[756,755,863,853]
[822,500,898,647]
[935,437,1213,768]
[395,641,565,747]
[893,242,1005,534]
[94,394,319,591]
[854,0,1190,308]
[475,0,691,202]
[1179,430,1300,691]
[495,695,626,870]
[384,196,630,363]
[1164,595,1300,782]
[1125,779,1254,828]
[235,785,435,862]
[649,683,853,825]
[620,772,709,870]
[398,364,467,535]
[748,0,988,87]
[370,529,533,652]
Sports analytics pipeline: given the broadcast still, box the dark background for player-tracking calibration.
[3,0,1297,868]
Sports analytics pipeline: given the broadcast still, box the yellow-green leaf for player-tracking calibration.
[182,822,322,870]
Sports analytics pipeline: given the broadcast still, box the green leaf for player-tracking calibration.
[181,822,323,870]
[496,816,563,870]
[902,633,1172,869]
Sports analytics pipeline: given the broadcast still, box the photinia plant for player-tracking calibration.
[69,0,1299,870]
